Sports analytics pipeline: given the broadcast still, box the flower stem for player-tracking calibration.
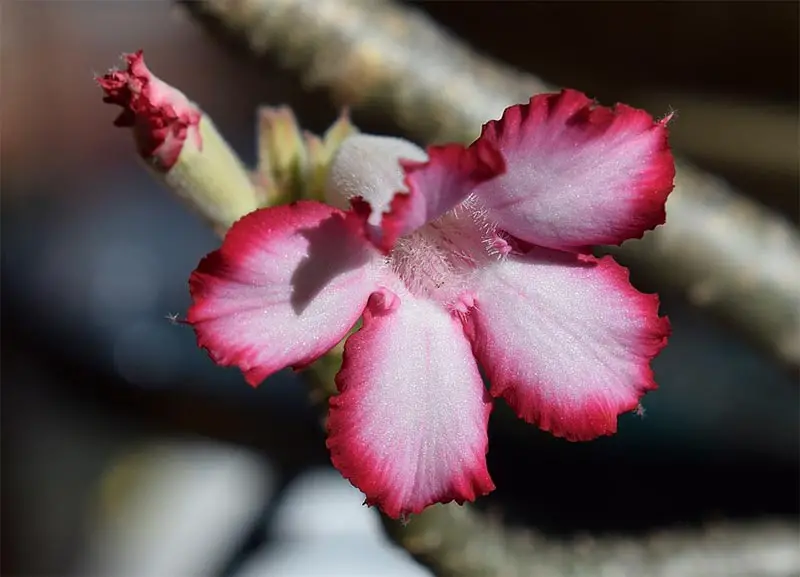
[152,114,260,235]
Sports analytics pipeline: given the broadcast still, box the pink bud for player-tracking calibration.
[97,50,201,170]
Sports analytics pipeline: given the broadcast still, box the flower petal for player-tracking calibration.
[188,201,381,386]
[465,249,669,441]
[472,89,675,252]
[325,134,428,222]
[381,139,505,251]
[326,134,504,252]
[97,50,201,169]
[327,289,494,519]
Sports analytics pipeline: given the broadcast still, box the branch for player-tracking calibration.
[179,0,800,368]
[381,505,800,577]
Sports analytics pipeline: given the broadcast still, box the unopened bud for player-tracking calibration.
[97,50,259,234]
[255,107,360,204]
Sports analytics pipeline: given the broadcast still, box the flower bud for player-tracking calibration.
[97,51,259,234]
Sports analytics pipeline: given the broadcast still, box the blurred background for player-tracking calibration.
[2,1,798,576]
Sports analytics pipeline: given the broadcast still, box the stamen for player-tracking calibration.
[388,200,496,306]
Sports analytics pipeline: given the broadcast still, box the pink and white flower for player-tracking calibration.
[188,89,674,519]
[97,50,201,170]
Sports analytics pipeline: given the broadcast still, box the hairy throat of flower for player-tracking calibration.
[388,200,499,311]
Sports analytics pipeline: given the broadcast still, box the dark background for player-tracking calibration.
[2,2,798,575]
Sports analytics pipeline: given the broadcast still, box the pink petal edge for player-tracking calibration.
[368,139,505,252]
[472,89,675,252]
[188,201,381,386]
[464,249,670,441]
[327,288,494,519]
[96,50,201,169]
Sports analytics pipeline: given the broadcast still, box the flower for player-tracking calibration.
[96,50,201,170]
[188,89,674,519]
[97,50,259,232]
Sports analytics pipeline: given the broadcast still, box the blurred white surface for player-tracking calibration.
[76,439,274,577]
[233,468,432,577]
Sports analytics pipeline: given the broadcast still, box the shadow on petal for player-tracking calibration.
[290,214,376,314]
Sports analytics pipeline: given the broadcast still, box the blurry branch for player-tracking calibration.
[633,92,798,180]
[179,0,800,369]
[606,167,800,368]
[381,505,800,577]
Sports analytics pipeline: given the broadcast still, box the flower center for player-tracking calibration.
[388,197,498,309]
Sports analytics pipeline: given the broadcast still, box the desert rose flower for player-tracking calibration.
[96,51,259,233]
[187,89,674,519]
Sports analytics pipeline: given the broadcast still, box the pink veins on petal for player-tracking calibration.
[187,89,675,519]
